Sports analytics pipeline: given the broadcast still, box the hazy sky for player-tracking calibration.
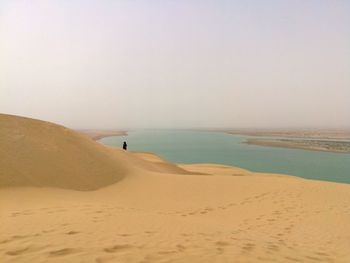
[1,0,349,129]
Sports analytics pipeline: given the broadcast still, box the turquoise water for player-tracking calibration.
[100,130,350,184]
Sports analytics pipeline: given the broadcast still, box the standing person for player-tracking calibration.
[123,141,127,150]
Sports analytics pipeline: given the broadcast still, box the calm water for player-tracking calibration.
[100,130,350,184]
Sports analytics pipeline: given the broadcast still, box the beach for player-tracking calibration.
[1,114,350,263]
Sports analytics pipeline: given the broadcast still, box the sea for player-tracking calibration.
[99,130,350,184]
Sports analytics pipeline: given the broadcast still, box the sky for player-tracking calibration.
[1,0,349,129]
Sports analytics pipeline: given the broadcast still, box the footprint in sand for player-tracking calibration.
[157,250,177,255]
[66,231,80,235]
[267,243,280,252]
[11,235,29,240]
[215,241,230,247]
[241,243,255,252]
[0,239,11,244]
[284,256,302,262]
[6,247,31,256]
[42,229,55,234]
[144,231,157,235]
[49,248,80,257]
[176,244,186,251]
[6,245,44,256]
[104,244,132,253]
[95,255,115,263]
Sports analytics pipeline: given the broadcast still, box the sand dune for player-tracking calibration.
[0,114,133,190]
[0,114,187,190]
[1,114,350,262]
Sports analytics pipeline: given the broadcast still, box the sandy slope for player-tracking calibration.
[1,114,350,262]
[0,114,130,190]
[0,114,187,190]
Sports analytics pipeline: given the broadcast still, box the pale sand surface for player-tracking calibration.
[1,114,350,262]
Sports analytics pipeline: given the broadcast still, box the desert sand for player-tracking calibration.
[1,114,350,263]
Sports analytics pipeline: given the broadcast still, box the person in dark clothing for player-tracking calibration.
[123,141,127,150]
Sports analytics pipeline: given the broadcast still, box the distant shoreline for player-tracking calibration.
[226,129,350,140]
[223,129,350,154]
[244,138,350,154]
[78,130,128,141]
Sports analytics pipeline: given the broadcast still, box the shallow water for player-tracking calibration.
[100,130,350,184]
